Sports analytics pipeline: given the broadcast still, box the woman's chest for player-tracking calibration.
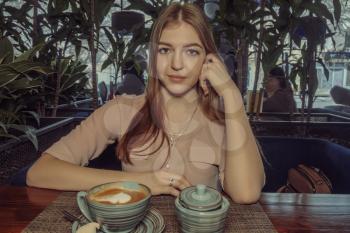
[122,123,225,174]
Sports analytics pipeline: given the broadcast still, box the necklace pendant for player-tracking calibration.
[169,136,176,147]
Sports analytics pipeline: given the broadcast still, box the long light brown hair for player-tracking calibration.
[117,3,225,164]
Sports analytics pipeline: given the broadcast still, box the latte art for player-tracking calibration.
[90,187,146,205]
[92,192,132,204]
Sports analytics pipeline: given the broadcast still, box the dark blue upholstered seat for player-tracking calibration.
[10,137,350,194]
[258,136,350,193]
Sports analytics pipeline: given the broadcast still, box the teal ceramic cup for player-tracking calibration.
[77,181,151,233]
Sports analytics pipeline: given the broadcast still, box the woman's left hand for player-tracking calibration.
[199,53,237,97]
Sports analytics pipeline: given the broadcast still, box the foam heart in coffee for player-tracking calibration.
[90,188,146,205]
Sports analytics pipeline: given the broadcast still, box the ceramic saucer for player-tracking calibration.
[71,208,165,233]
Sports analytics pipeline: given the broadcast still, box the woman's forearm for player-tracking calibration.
[27,153,145,191]
[27,153,191,196]
[222,87,265,204]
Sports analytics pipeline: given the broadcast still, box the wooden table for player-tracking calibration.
[1,185,350,233]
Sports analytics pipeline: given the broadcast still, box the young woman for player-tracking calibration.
[27,3,265,204]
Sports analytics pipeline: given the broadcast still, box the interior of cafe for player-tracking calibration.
[1,0,350,233]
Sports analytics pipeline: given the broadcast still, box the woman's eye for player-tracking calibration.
[187,49,200,56]
[158,47,170,54]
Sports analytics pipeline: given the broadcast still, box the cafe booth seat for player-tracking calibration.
[257,136,350,194]
[10,138,350,194]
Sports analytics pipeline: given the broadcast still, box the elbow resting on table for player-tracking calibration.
[26,162,43,188]
[26,167,38,188]
[224,183,262,204]
[26,153,54,188]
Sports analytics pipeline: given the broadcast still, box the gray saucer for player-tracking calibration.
[71,208,165,233]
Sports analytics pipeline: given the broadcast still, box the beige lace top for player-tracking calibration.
[45,94,226,190]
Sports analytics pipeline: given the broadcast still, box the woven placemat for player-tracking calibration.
[22,192,277,233]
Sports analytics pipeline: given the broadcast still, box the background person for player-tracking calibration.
[262,66,297,113]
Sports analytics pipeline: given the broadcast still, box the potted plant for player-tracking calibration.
[0,37,50,149]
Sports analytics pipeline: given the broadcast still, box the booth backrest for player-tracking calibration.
[258,136,350,193]
[11,136,350,194]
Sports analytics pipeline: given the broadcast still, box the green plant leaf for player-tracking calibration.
[72,63,88,74]
[0,121,8,133]
[54,0,69,13]
[0,37,14,64]
[0,61,49,88]
[0,133,20,141]
[316,58,329,81]
[96,0,114,27]
[8,124,38,150]
[60,73,86,91]
[0,109,20,124]
[73,39,82,58]
[6,78,42,90]
[81,0,114,28]
[289,67,299,90]
[8,61,51,74]
[101,52,114,71]
[333,0,341,25]
[247,9,271,21]
[302,1,334,25]
[0,67,18,88]
[102,27,118,51]
[22,111,40,127]
[58,58,71,76]
[262,44,284,75]
[14,43,45,62]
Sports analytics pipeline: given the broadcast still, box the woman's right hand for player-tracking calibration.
[140,170,191,197]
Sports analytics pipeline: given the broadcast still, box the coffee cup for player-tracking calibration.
[77,181,151,233]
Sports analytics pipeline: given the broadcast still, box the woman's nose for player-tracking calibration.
[171,50,183,70]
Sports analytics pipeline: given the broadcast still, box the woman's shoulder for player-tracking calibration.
[106,93,146,109]
[92,94,146,121]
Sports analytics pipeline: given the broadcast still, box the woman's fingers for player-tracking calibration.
[160,171,191,188]
[169,175,191,190]
[167,186,180,197]
[200,53,238,97]
[178,176,191,189]
[205,53,223,67]
[200,53,224,96]
[200,63,209,96]
[149,170,191,196]
[166,176,189,197]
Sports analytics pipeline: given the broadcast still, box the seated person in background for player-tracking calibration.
[262,67,297,113]
[27,3,265,204]
[330,85,350,106]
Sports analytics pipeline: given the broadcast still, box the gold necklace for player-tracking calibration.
[167,105,198,147]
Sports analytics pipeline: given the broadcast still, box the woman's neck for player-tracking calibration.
[160,87,199,124]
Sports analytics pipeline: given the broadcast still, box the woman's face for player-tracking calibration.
[156,21,206,97]
[264,76,280,93]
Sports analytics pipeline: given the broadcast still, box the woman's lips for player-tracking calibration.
[168,75,186,83]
